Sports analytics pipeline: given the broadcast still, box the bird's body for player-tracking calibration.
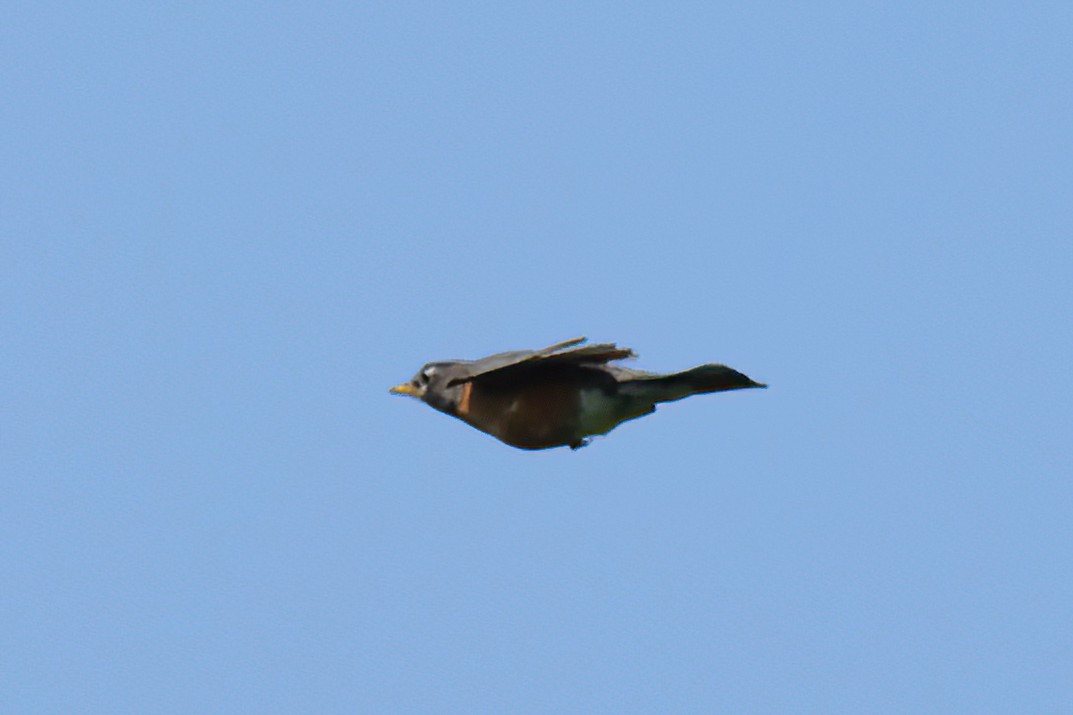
[390,338,765,450]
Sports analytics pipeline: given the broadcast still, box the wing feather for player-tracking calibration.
[446,338,634,387]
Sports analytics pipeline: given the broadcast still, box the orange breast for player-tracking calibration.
[456,378,583,449]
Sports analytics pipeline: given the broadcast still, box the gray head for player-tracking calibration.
[389,362,465,413]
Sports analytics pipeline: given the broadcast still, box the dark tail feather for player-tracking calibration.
[622,364,766,404]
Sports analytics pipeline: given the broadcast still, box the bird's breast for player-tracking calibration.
[456,378,585,449]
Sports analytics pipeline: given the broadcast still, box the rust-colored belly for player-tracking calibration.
[457,379,583,449]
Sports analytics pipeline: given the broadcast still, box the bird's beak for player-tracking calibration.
[389,382,420,397]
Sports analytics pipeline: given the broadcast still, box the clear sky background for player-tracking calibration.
[3,3,1071,713]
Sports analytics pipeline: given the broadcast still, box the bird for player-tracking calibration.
[389,337,766,450]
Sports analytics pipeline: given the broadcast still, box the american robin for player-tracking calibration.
[389,337,766,450]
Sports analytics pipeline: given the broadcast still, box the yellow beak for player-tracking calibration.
[389,382,419,397]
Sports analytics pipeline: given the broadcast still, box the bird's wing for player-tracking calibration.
[446,338,634,387]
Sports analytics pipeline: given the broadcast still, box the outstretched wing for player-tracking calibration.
[446,337,634,387]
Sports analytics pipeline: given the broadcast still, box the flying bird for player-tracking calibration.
[390,337,766,450]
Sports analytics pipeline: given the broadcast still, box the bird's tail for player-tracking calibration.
[620,364,766,405]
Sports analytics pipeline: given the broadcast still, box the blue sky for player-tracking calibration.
[3,2,1071,712]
